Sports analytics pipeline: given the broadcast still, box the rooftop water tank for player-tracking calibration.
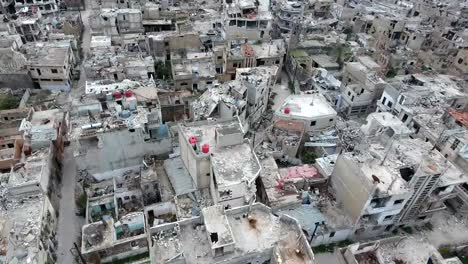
[189,136,197,145]
[284,107,291,114]
[202,144,210,154]
[114,91,122,99]
[125,89,133,97]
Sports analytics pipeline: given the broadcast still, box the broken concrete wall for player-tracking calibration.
[216,181,251,209]
[168,34,202,51]
[161,104,186,122]
[142,4,160,20]
[0,139,22,170]
[85,234,148,263]
[116,12,143,35]
[311,228,353,246]
[331,155,374,223]
[76,129,172,181]
[147,36,167,60]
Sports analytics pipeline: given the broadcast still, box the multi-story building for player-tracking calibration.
[24,41,75,91]
[89,8,143,41]
[81,170,156,263]
[275,0,305,34]
[332,131,466,238]
[14,0,59,14]
[178,119,264,209]
[10,8,43,42]
[274,93,337,133]
[224,39,285,80]
[171,50,217,91]
[84,46,155,81]
[1,108,68,264]
[223,0,273,41]
[339,60,386,117]
[75,80,172,181]
[376,74,467,143]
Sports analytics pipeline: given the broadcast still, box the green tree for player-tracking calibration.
[386,66,399,78]
[155,61,172,80]
[303,150,317,164]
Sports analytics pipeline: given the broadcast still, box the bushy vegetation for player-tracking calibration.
[0,95,20,110]
[76,193,87,217]
[312,240,353,253]
[438,246,468,263]
[401,226,413,234]
[386,67,399,78]
[302,150,318,164]
[155,61,172,80]
[313,244,335,253]
[103,252,150,264]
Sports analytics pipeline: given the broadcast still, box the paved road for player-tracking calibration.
[271,70,292,111]
[56,146,85,264]
[56,0,93,262]
[73,0,92,98]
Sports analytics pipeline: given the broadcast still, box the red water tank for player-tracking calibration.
[284,107,291,114]
[114,91,122,99]
[189,136,197,145]
[201,144,210,154]
[124,89,133,97]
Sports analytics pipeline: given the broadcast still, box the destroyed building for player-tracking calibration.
[81,169,150,263]
[0,106,68,264]
[148,204,316,264]
[83,46,155,81]
[275,0,305,34]
[89,8,143,41]
[2,193,59,264]
[264,119,306,158]
[336,236,464,264]
[14,0,59,14]
[171,49,217,91]
[376,74,467,144]
[0,34,35,89]
[190,66,279,129]
[332,133,467,238]
[224,40,285,80]
[2,0,468,262]
[223,0,273,41]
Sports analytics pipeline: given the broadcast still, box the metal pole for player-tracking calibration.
[309,222,320,244]
[74,242,87,264]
